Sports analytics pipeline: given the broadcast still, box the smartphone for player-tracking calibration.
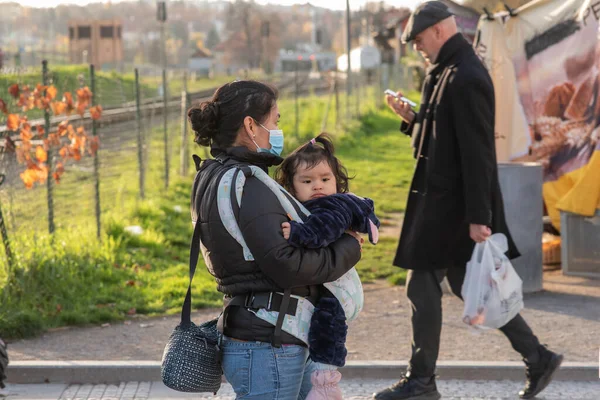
[384,89,417,108]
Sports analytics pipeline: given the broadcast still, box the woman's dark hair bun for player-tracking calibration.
[188,100,219,146]
[188,80,278,149]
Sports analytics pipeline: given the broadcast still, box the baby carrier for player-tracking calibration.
[197,154,364,345]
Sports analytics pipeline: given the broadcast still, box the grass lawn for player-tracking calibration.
[0,87,418,339]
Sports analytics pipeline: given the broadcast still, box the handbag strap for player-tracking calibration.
[181,218,203,326]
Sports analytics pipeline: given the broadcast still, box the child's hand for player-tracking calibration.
[345,230,364,251]
[282,222,291,240]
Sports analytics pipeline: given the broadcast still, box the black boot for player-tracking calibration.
[519,346,563,399]
[372,372,441,400]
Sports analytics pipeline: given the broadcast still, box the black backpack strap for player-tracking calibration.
[192,154,203,172]
[229,166,254,221]
[230,169,242,221]
[271,288,292,348]
[281,190,309,221]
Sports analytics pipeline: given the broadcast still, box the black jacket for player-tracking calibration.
[393,33,520,271]
[192,146,361,344]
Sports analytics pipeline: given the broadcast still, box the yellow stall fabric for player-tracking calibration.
[475,0,600,230]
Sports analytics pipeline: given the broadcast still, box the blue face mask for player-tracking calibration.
[254,122,284,157]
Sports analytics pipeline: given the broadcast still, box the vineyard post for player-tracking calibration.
[162,68,169,189]
[90,64,101,239]
[355,72,360,118]
[334,70,339,127]
[179,71,188,177]
[135,69,145,199]
[42,60,55,234]
[295,59,299,137]
[0,200,13,269]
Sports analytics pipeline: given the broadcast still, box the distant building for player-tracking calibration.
[336,45,381,73]
[275,49,337,73]
[68,19,123,67]
[188,48,213,77]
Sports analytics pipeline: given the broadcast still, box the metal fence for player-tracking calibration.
[0,61,416,268]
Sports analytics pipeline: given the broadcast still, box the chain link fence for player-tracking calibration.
[0,61,416,271]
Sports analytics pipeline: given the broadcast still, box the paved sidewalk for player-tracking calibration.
[9,271,600,364]
[1,379,599,400]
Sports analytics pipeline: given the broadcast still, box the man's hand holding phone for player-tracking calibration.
[385,89,416,125]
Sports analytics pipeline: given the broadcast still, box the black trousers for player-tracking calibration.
[406,267,541,377]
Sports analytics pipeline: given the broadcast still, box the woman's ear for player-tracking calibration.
[243,116,256,139]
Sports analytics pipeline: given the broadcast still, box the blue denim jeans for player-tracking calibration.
[221,336,316,399]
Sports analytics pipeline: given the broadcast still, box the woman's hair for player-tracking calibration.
[188,80,278,148]
[275,133,351,196]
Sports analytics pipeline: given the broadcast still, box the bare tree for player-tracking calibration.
[223,0,258,68]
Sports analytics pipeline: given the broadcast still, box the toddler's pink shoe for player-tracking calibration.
[305,369,343,400]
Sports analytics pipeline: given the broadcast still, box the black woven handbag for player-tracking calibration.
[161,220,222,394]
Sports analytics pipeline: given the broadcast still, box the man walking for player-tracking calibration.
[374,2,562,400]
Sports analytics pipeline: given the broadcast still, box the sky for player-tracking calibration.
[0,0,423,11]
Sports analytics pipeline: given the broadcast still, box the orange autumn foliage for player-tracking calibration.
[63,92,75,115]
[8,84,19,99]
[90,105,102,120]
[53,162,65,183]
[35,146,48,163]
[2,83,102,189]
[46,86,58,101]
[51,101,66,116]
[6,114,19,131]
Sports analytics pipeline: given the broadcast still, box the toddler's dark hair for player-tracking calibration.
[275,133,351,196]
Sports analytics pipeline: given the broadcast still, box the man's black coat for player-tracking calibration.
[394,33,520,271]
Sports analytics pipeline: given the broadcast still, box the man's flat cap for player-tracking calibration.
[401,1,454,43]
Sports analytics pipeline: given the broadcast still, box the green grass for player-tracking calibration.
[0,179,222,339]
[0,86,418,339]
[338,107,415,214]
[355,237,406,285]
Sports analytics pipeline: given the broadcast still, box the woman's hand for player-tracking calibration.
[345,230,364,251]
[386,90,415,124]
[281,222,291,240]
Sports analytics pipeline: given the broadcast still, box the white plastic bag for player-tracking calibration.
[461,233,524,329]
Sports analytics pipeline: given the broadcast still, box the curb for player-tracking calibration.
[340,361,597,381]
[6,361,598,384]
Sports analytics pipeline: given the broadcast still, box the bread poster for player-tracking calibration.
[476,0,600,230]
